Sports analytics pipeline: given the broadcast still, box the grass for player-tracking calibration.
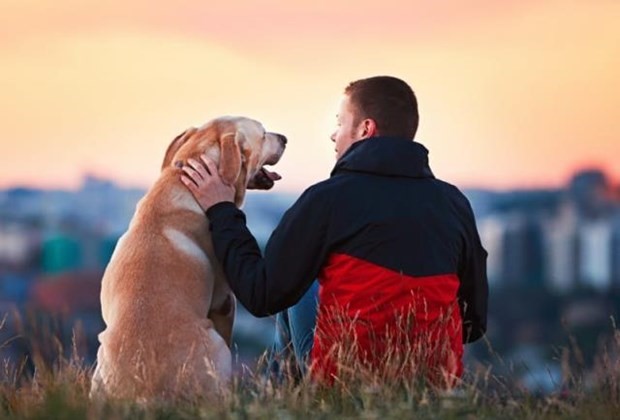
[0,359,618,419]
[0,312,618,419]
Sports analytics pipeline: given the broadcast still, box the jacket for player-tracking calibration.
[206,136,488,381]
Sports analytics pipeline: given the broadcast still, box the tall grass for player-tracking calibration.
[0,310,619,419]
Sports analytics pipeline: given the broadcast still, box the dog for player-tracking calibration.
[90,116,286,402]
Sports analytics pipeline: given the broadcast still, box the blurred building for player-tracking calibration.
[473,168,620,292]
[478,215,504,286]
[41,233,83,274]
[579,219,613,291]
[0,223,40,269]
[610,215,620,289]
[569,169,612,219]
[545,203,580,292]
[478,213,545,288]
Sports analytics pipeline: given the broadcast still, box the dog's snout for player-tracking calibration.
[277,134,288,146]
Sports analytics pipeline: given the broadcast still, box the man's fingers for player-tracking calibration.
[180,155,236,209]
[200,154,219,179]
[187,158,206,180]
[181,175,198,189]
[181,165,202,183]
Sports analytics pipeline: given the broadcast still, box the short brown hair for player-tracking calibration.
[345,76,419,139]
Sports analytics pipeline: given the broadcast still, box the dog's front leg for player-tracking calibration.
[208,292,236,348]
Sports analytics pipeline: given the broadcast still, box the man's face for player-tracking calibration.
[330,94,365,160]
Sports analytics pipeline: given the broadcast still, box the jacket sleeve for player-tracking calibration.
[455,194,489,344]
[206,187,331,317]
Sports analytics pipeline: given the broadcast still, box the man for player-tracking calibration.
[181,76,488,386]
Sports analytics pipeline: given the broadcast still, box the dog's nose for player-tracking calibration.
[277,134,288,146]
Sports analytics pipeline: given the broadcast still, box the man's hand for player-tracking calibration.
[181,154,235,211]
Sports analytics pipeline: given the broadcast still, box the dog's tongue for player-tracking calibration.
[262,167,281,181]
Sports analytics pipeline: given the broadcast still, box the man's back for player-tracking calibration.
[301,137,487,383]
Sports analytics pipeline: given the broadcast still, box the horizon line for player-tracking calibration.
[2,170,618,194]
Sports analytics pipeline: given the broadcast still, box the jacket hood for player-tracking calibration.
[331,136,434,179]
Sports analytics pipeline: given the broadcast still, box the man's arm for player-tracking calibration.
[181,154,331,316]
[456,195,489,344]
[207,188,330,316]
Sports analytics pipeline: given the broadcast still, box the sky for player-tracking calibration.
[1,0,618,192]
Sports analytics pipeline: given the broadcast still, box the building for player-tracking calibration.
[579,219,613,291]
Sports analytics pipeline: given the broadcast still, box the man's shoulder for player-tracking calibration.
[299,176,344,199]
[432,178,473,211]
[278,178,342,221]
[433,178,465,195]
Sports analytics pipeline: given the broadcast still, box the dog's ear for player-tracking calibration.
[219,131,243,185]
[161,127,197,171]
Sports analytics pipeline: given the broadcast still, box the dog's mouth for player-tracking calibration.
[247,166,282,190]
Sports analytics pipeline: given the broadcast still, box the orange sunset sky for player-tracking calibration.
[1,0,618,192]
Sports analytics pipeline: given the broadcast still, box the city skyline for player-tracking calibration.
[2,166,619,293]
[1,1,619,192]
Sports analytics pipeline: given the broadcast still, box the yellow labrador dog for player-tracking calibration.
[90,117,286,402]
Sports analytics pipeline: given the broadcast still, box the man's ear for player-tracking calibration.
[161,127,197,171]
[361,119,377,139]
[219,131,243,185]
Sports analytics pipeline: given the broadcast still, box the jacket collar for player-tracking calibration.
[331,136,435,179]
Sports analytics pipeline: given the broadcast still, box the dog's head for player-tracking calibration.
[161,116,287,206]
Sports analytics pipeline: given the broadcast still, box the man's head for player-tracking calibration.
[330,76,419,159]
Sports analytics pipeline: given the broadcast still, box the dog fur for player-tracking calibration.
[90,117,286,402]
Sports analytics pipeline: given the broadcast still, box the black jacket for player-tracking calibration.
[207,136,488,343]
